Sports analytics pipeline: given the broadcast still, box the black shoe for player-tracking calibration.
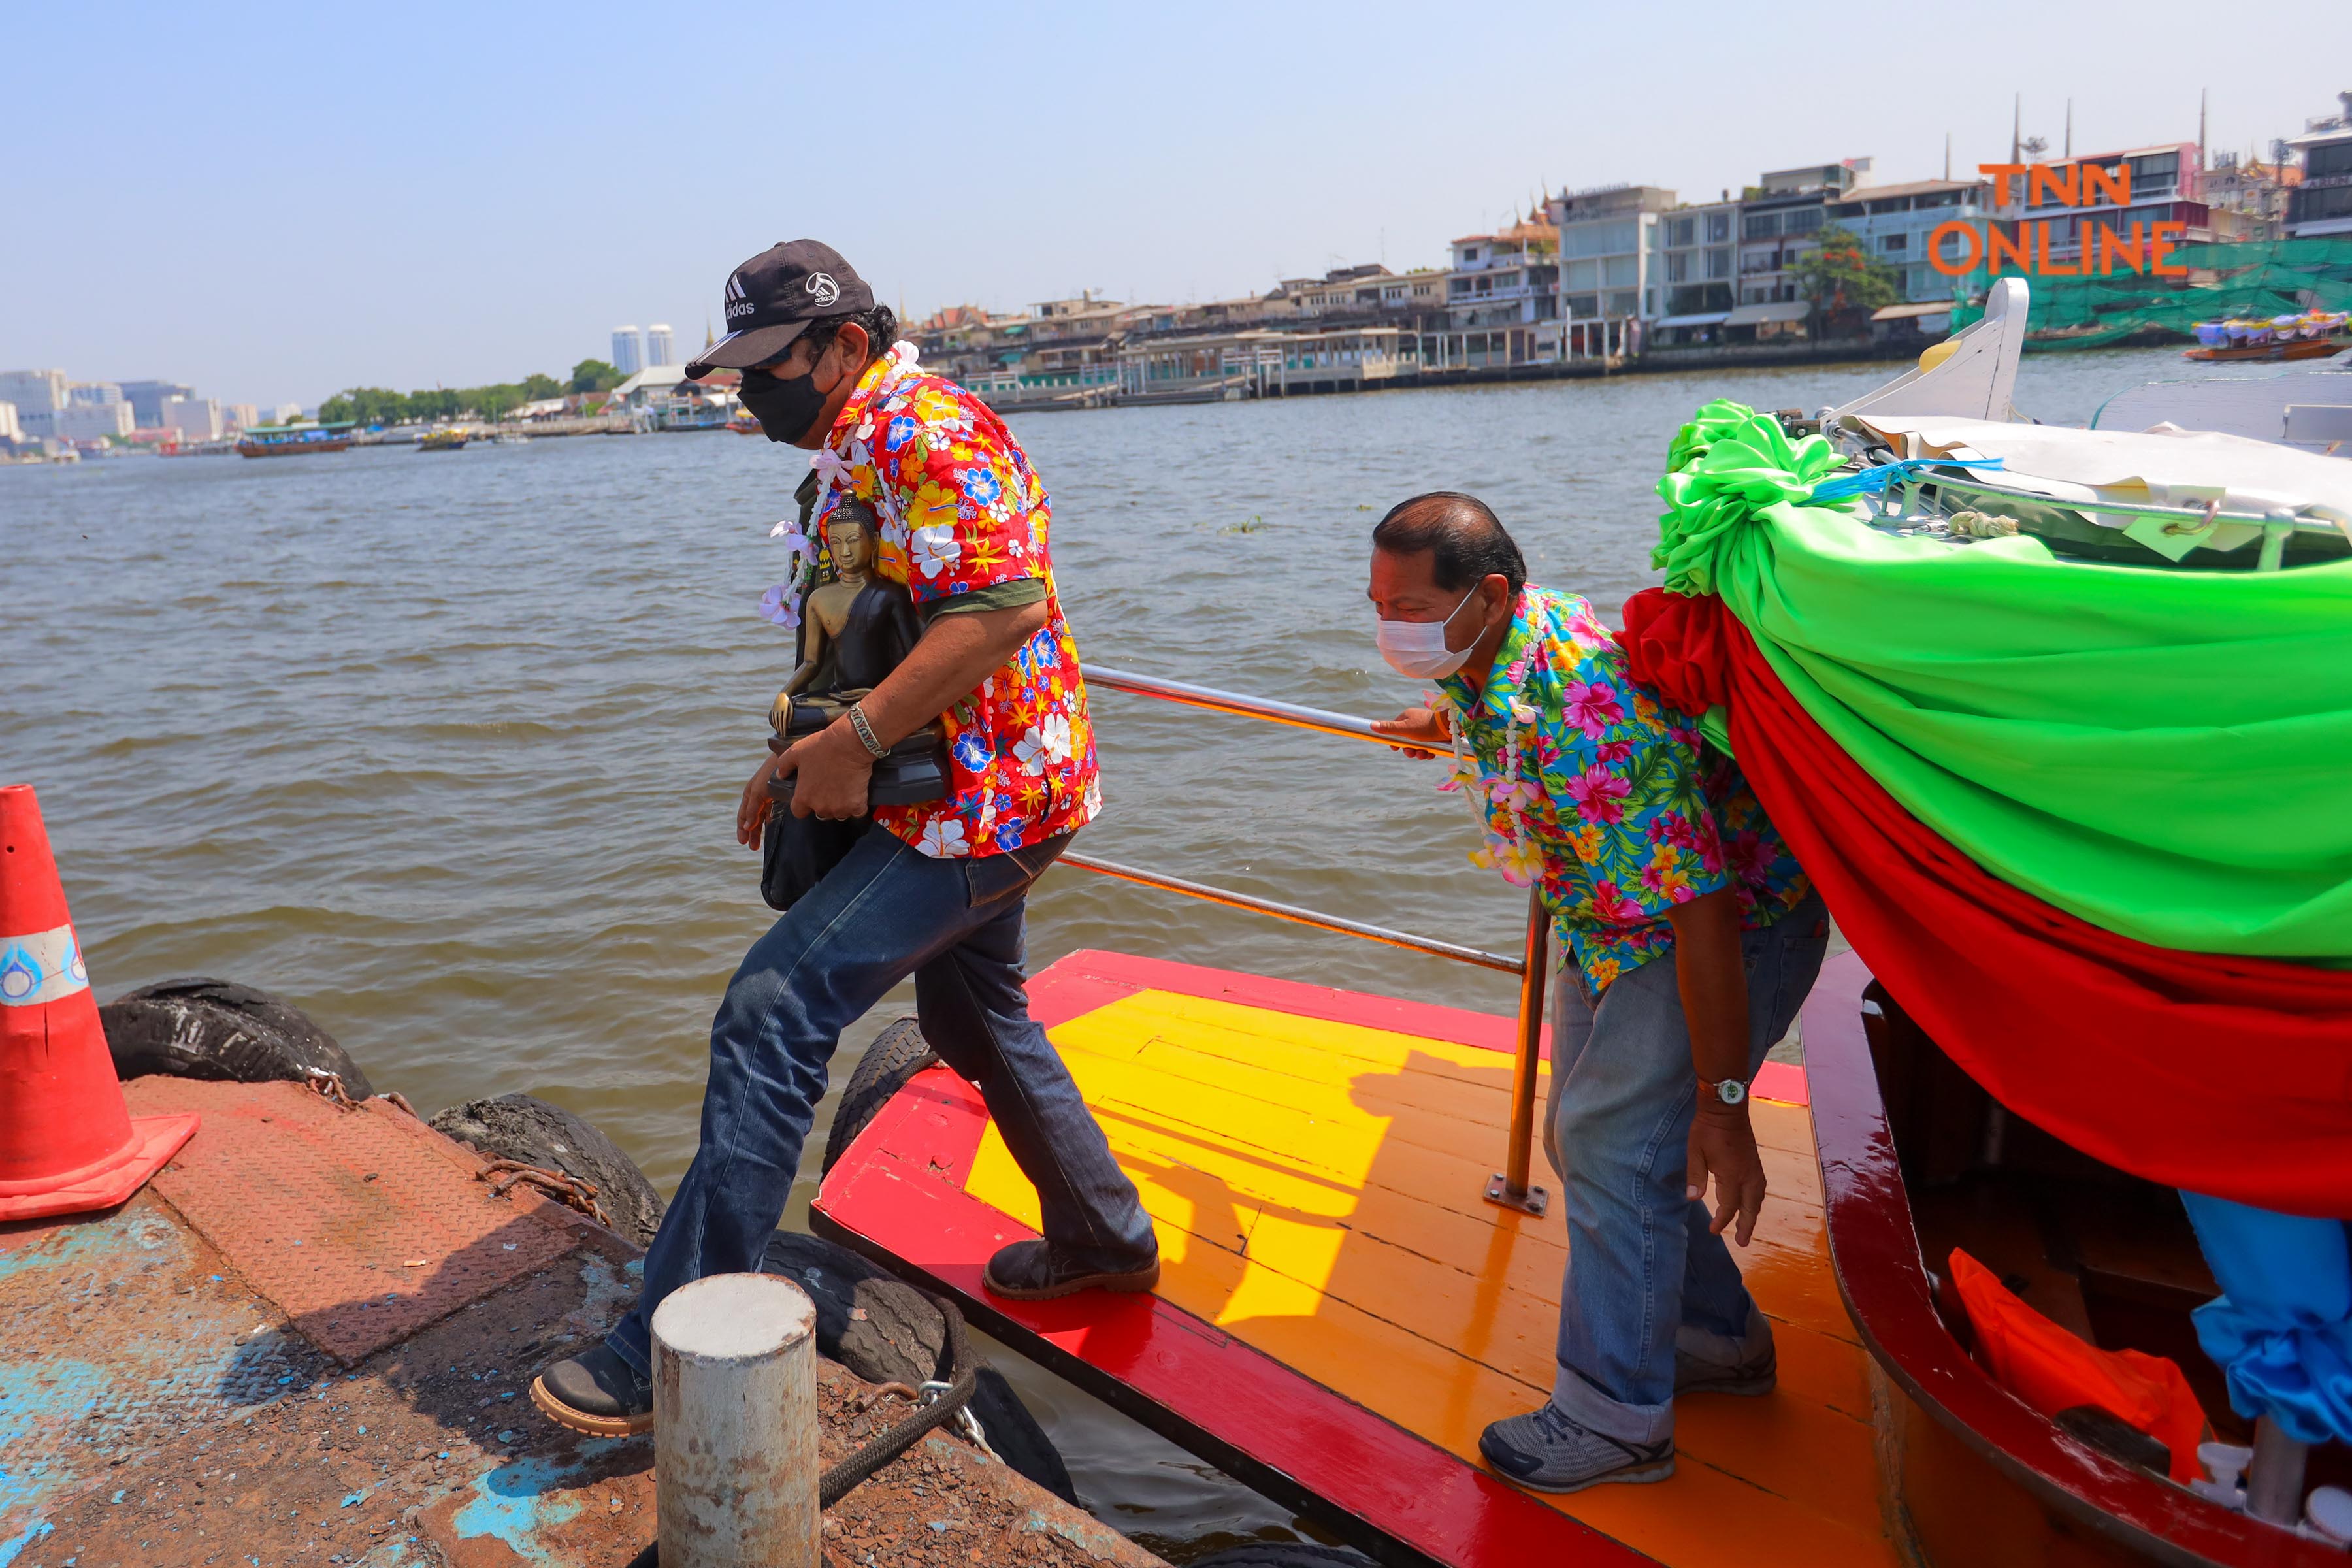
[530,1343,653,1436]
[982,1239,1160,1301]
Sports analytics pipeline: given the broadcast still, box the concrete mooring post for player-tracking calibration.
[650,1271,820,1567]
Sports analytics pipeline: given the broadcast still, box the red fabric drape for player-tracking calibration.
[1619,587,2352,1218]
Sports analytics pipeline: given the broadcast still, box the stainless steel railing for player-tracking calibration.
[1068,663,1551,1216]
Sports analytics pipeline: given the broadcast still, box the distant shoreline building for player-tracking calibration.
[612,327,644,377]
[1825,178,1993,301]
[0,368,69,440]
[116,380,193,429]
[645,324,675,368]
[2286,95,2352,239]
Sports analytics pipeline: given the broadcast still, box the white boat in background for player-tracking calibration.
[1814,278,2352,570]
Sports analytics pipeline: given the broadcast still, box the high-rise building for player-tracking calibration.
[225,404,260,431]
[69,381,123,406]
[0,402,24,444]
[116,380,193,429]
[645,324,676,368]
[274,403,304,424]
[161,394,223,442]
[56,401,133,441]
[612,327,643,376]
[0,368,69,439]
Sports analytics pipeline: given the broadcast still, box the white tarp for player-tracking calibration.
[1851,414,2352,551]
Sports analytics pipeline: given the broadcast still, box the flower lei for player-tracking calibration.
[1437,635,1548,888]
[754,343,925,631]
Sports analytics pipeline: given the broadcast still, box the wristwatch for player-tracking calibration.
[1698,1075,1749,1109]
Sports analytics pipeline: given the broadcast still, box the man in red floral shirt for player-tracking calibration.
[534,242,1155,1437]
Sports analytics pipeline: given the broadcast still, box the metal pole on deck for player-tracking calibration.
[651,1273,821,1568]
[1485,889,1551,1217]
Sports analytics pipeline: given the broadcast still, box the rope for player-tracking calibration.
[473,1157,613,1229]
[1805,454,2005,504]
[819,1296,979,1507]
[620,1295,984,1568]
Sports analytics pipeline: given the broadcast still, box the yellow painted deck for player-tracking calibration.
[960,981,1897,1568]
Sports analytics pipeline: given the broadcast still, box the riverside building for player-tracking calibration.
[0,368,69,440]
[611,327,643,377]
[1550,186,1674,357]
[1823,178,1994,301]
[1651,195,1743,346]
[1436,219,1561,368]
[2286,97,2352,239]
[2008,144,2210,268]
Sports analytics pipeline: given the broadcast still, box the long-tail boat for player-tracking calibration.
[816,281,2352,1565]
[234,421,356,458]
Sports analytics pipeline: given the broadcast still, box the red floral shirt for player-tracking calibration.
[811,346,1101,858]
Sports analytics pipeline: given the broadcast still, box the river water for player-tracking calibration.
[0,345,2258,1557]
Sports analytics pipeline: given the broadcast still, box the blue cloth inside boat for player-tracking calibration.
[2180,1191,2352,1445]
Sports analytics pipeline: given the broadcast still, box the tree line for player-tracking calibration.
[317,359,625,427]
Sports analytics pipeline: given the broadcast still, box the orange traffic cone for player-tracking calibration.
[0,783,198,1222]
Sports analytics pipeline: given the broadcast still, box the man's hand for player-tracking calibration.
[1370,706,1452,760]
[1688,1100,1767,1245]
[774,721,876,823]
[1665,885,1763,1243]
[737,752,785,847]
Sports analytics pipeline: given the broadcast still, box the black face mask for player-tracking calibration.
[738,361,830,444]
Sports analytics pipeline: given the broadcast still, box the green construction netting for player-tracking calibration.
[1946,237,2352,350]
[1654,399,2352,960]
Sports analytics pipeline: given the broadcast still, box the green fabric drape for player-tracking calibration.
[1655,400,2352,960]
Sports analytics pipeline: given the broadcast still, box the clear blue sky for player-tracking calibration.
[5,1,2345,410]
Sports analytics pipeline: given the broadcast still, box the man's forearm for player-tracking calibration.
[1665,887,1750,1085]
[853,599,1048,748]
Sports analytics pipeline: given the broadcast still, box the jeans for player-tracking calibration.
[607,825,1155,1376]
[1540,890,1829,1445]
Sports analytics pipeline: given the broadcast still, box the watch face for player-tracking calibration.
[1718,1078,1747,1107]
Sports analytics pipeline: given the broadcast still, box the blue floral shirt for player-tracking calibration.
[1435,586,1810,992]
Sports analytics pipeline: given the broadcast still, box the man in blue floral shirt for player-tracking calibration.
[1367,492,1827,1494]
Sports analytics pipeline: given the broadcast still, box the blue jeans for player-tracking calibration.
[607,825,1156,1376]
[1540,890,1829,1445]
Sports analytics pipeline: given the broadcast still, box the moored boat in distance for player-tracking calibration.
[417,427,470,451]
[2186,311,2351,362]
[2185,337,2349,363]
[235,421,356,458]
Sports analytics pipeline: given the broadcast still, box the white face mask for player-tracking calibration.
[1375,587,1481,678]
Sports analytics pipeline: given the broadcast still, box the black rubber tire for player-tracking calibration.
[819,1016,938,1176]
[99,977,372,1098]
[429,1092,667,1246]
[1186,1546,1372,1566]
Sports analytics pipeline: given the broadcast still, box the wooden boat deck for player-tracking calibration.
[814,949,1898,1568]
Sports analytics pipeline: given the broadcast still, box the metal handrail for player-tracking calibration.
[1061,851,1522,973]
[1070,662,1552,1217]
[1082,664,1433,751]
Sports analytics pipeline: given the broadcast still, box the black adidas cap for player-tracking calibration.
[685,240,874,378]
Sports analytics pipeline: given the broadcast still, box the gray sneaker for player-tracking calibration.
[1478,1402,1675,1493]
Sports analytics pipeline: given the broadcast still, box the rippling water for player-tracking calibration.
[0,345,2243,1555]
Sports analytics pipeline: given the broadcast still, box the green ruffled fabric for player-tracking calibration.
[1652,400,1840,597]
[1654,400,2352,961]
